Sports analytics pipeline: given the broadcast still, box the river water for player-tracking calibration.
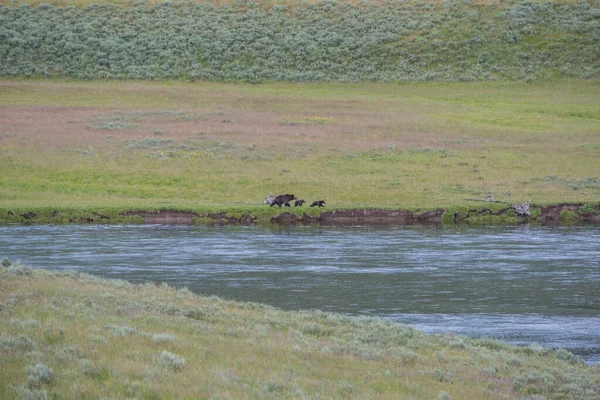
[2,224,599,364]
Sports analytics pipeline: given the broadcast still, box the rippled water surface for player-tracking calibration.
[2,224,599,363]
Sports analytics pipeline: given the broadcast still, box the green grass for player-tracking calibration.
[1,79,599,217]
[2,263,599,399]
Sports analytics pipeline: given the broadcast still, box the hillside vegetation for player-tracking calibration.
[1,0,599,81]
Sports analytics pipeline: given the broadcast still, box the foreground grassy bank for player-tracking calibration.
[1,262,599,399]
[1,79,599,215]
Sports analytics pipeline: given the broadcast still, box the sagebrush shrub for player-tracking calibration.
[25,363,54,388]
[152,333,177,344]
[157,350,186,371]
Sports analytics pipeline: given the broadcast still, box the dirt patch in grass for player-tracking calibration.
[0,105,432,154]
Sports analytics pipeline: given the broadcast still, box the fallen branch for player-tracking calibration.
[512,200,531,217]
[264,193,275,205]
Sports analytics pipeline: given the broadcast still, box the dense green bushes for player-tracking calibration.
[0,0,599,81]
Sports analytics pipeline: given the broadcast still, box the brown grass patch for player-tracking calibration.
[0,104,434,155]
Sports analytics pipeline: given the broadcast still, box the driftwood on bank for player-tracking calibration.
[512,200,531,217]
[264,193,275,205]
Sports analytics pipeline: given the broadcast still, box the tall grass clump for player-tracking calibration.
[0,0,598,81]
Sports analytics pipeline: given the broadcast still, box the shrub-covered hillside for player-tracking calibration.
[0,0,599,81]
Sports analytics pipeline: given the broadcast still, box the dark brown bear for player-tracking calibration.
[310,200,325,207]
[270,194,296,207]
[294,199,305,207]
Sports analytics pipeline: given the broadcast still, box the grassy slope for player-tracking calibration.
[1,0,599,82]
[1,264,599,399]
[0,79,599,220]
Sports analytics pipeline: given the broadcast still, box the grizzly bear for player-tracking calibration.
[310,200,325,207]
[294,199,305,207]
[270,194,296,207]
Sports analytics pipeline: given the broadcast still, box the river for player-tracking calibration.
[2,224,599,364]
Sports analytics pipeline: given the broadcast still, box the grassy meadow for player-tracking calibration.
[2,262,599,399]
[1,78,599,221]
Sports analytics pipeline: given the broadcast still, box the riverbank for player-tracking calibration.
[1,262,599,399]
[1,202,600,226]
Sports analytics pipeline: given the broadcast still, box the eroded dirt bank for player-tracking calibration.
[118,203,600,225]
[120,210,201,224]
[2,203,599,226]
[270,209,446,225]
